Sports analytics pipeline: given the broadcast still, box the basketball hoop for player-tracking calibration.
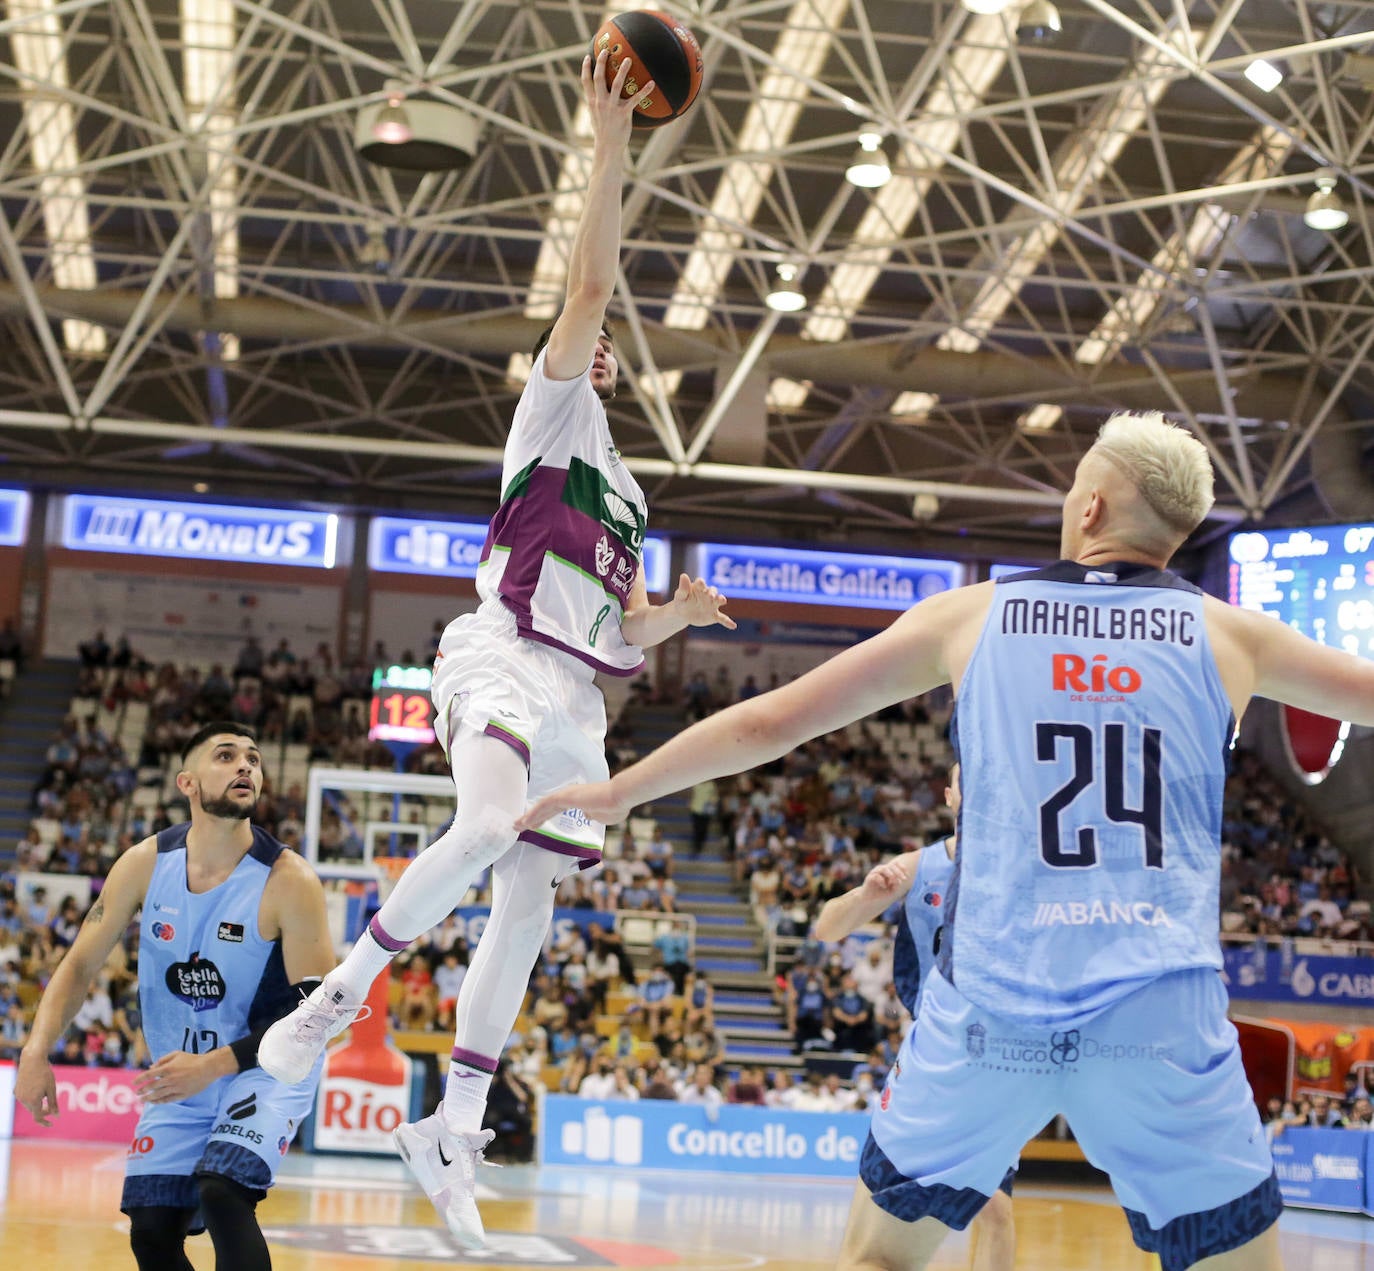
[373,855,411,902]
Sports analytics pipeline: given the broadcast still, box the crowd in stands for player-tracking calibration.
[1,632,1370,1130]
[1264,1070,1374,1140]
[1218,751,1368,942]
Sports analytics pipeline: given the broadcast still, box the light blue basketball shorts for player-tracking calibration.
[122,1063,320,1212]
[863,966,1281,1271]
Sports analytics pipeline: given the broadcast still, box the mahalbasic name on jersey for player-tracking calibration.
[164,954,226,1012]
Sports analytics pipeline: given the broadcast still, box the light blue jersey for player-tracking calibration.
[892,841,954,1016]
[124,823,319,1213]
[938,561,1233,1026]
[140,823,293,1096]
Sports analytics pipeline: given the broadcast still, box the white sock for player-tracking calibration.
[331,918,403,1001]
[442,1051,497,1133]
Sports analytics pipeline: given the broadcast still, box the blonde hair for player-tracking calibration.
[1091,410,1214,537]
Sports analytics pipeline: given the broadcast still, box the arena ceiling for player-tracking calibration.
[1,0,1374,556]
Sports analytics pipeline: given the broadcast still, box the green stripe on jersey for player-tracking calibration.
[561,456,645,554]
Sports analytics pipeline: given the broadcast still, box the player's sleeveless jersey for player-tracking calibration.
[139,824,294,1095]
[892,841,954,1016]
[476,348,648,676]
[938,561,1234,1026]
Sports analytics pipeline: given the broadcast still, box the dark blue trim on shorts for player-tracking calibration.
[1124,1169,1282,1271]
[859,1132,1010,1229]
[197,1141,272,1200]
[122,1172,199,1212]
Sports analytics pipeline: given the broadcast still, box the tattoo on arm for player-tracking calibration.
[86,896,106,925]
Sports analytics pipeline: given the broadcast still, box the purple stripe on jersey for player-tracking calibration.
[483,720,531,768]
[517,828,603,870]
[515,622,645,677]
[451,1046,499,1074]
[488,466,642,609]
[368,914,408,953]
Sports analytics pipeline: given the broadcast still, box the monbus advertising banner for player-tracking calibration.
[538,1094,871,1178]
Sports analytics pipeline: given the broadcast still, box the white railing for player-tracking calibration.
[1221,932,1374,960]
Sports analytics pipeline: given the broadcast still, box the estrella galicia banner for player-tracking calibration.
[539,1094,871,1178]
[1221,942,1374,1009]
[61,494,339,568]
[694,542,962,612]
[0,489,30,547]
[1270,1128,1368,1212]
[370,515,672,594]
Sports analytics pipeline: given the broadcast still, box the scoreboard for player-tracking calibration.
[369,664,436,745]
[1228,522,1374,658]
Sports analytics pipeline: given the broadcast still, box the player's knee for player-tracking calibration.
[450,803,518,869]
[128,1206,191,1269]
[196,1171,260,1223]
[979,1188,1013,1231]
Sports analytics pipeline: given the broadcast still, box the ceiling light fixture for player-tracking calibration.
[1304,171,1350,231]
[1244,59,1284,93]
[372,93,413,144]
[765,262,807,312]
[961,0,1011,13]
[845,125,891,188]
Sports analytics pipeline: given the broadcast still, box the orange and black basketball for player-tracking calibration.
[591,10,703,128]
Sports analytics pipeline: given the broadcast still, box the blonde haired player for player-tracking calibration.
[258,49,735,1252]
[814,765,1014,1271]
[518,408,1374,1270]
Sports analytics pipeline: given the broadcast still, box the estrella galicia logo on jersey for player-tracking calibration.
[965,1023,986,1059]
[165,952,226,1012]
[1050,1030,1080,1066]
[151,921,176,942]
[217,921,245,943]
[227,1093,256,1121]
[1052,652,1142,702]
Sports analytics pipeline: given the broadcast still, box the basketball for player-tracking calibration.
[591,10,703,128]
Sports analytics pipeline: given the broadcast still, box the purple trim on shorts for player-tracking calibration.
[367,914,409,954]
[450,1046,499,1075]
[517,828,603,871]
[483,720,531,768]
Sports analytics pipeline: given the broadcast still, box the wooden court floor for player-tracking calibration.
[1,1138,1371,1269]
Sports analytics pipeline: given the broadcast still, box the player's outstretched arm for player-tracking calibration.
[543,50,652,382]
[518,584,980,830]
[18,838,156,1124]
[814,854,920,943]
[1226,598,1374,724]
[621,571,737,648]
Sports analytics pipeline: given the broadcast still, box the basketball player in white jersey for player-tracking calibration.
[522,409,1374,1270]
[16,724,334,1271]
[259,50,735,1251]
[814,765,1015,1271]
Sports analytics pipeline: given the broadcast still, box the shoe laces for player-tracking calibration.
[289,994,370,1042]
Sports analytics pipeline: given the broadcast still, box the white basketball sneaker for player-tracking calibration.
[394,1111,495,1251]
[257,974,363,1085]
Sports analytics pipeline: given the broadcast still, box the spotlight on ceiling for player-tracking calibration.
[765,262,807,312]
[1016,0,1062,44]
[961,0,1012,13]
[371,93,413,145]
[356,97,479,172]
[1244,58,1284,93]
[1303,171,1350,232]
[845,124,891,189]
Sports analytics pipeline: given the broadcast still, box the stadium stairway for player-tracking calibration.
[0,659,83,861]
[628,703,801,1070]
